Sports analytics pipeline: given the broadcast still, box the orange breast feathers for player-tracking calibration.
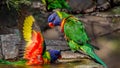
[60,18,66,32]
[24,30,44,65]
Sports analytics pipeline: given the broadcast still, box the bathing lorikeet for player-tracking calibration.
[42,0,71,11]
[47,11,107,67]
[0,15,61,65]
[22,15,61,65]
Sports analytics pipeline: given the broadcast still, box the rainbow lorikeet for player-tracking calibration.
[22,15,61,65]
[42,0,71,11]
[0,15,61,65]
[47,11,107,67]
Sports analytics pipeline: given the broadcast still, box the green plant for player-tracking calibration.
[111,7,120,14]
[1,0,31,10]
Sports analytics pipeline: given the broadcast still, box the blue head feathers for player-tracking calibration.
[48,49,61,63]
[48,12,61,27]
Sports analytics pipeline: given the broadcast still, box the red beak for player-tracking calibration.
[48,22,54,28]
[58,55,62,59]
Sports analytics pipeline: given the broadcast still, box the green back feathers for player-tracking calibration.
[64,17,89,44]
[80,43,107,67]
[68,40,107,67]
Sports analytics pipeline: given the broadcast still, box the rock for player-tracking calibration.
[45,39,69,50]
[0,34,20,59]
[0,41,3,59]
[0,51,3,59]
[43,29,61,40]
[97,0,108,5]
[61,51,87,59]
[77,16,112,39]
[111,0,120,5]
[32,1,46,13]
[16,40,26,58]
[68,0,94,13]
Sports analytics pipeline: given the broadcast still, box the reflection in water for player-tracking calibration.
[0,62,102,68]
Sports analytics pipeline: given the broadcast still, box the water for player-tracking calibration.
[0,62,102,68]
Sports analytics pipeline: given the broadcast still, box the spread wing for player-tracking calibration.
[23,15,45,65]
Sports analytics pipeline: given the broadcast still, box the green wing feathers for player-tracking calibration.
[64,17,89,44]
[80,43,107,67]
[68,41,107,67]
[68,40,80,52]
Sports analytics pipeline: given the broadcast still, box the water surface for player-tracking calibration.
[0,62,102,68]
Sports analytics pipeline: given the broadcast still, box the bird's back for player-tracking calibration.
[64,17,89,44]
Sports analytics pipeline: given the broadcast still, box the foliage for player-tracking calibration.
[0,0,32,27]
[111,7,120,14]
[0,0,31,11]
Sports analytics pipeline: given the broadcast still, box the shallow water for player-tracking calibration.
[0,62,102,68]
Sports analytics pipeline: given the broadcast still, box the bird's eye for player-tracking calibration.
[51,17,56,22]
[55,54,57,56]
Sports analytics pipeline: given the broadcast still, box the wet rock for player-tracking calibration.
[74,64,103,68]
[61,51,87,59]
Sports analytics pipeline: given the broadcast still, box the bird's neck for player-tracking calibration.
[56,11,72,32]
[42,51,51,64]
[60,16,74,32]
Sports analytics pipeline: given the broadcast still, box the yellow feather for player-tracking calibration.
[23,15,35,42]
[56,11,62,19]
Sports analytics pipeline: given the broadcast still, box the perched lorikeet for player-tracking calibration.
[0,15,61,65]
[47,11,107,67]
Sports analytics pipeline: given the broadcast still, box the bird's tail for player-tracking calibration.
[80,43,107,68]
